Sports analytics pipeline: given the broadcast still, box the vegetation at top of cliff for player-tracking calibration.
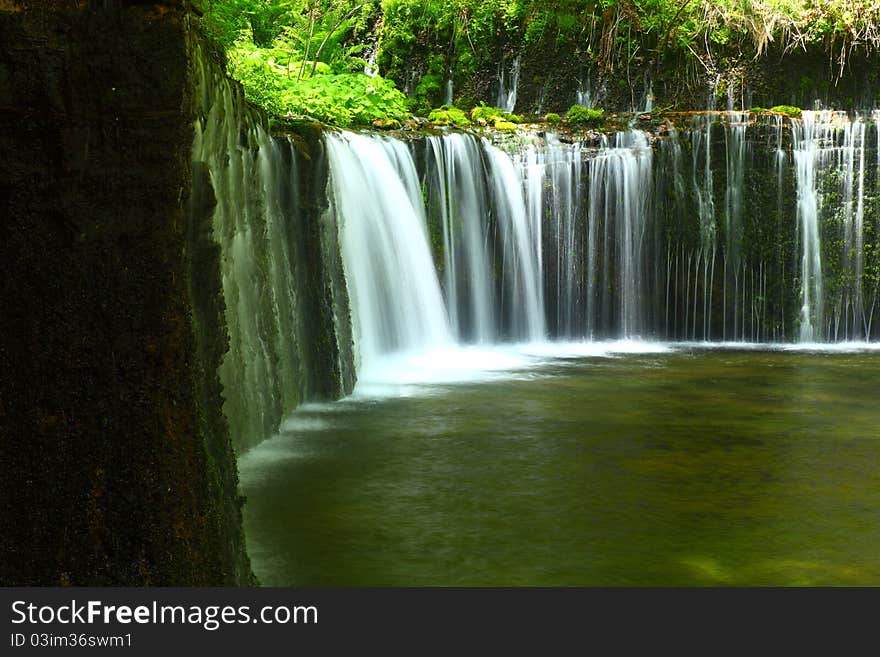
[195,0,880,122]
[228,43,409,126]
[378,0,880,76]
[376,0,880,111]
[197,0,410,127]
[470,104,523,125]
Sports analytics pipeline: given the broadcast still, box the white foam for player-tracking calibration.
[347,340,681,399]
[351,345,538,396]
[238,410,336,476]
[520,339,674,358]
[781,341,880,353]
[280,415,331,433]
[671,340,880,353]
[237,433,301,478]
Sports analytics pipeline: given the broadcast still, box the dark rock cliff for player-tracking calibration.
[0,1,252,585]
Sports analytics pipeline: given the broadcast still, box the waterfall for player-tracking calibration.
[773,113,788,342]
[496,56,521,113]
[723,111,749,340]
[443,78,453,105]
[197,94,879,445]
[424,133,496,343]
[325,132,454,376]
[790,110,879,342]
[587,131,653,338]
[193,59,299,448]
[577,75,593,108]
[690,114,717,341]
[192,52,353,450]
[876,110,880,181]
[483,139,546,340]
[792,111,828,342]
[526,135,583,337]
[641,77,654,113]
[847,118,867,339]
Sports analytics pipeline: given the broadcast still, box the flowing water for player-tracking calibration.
[199,114,880,451]
[326,132,453,375]
[444,78,453,105]
[240,344,880,586]
[496,56,521,113]
[192,60,880,585]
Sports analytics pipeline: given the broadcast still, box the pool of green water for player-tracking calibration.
[239,346,880,585]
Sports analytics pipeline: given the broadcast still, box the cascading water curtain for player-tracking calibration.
[317,118,879,391]
[325,131,453,377]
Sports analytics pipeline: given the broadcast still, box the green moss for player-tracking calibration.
[411,73,443,114]
[770,105,803,118]
[410,54,447,114]
[470,103,522,126]
[427,105,471,126]
[567,104,604,125]
[544,112,561,123]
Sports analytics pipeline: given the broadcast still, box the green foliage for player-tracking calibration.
[567,104,604,125]
[228,44,409,126]
[376,0,524,103]
[424,102,523,129]
[198,0,378,50]
[427,105,471,126]
[470,103,522,126]
[371,0,880,101]
[287,73,409,126]
[749,107,770,113]
[196,0,413,126]
[197,0,297,48]
[544,112,561,124]
[409,54,447,114]
[769,105,803,118]
[198,0,880,122]
[411,73,443,113]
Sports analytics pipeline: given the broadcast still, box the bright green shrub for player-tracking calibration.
[228,44,409,127]
[769,105,803,118]
[493,119,517,131]
[567,104,605,125]
[427,105,471,126]
[470,103,522,126]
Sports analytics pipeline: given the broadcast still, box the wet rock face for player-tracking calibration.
[393,24,879,115]
[0,2,251,585]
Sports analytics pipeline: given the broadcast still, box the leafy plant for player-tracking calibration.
[769,105,803,118]
[567,104,604,126]
[427,105,471,126]
[493,119,517,131]
[470,103,522,126]
[228,43,409,126]
[198,0,880,120]
[409,55,447,114]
